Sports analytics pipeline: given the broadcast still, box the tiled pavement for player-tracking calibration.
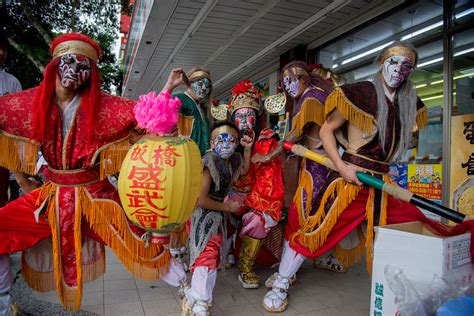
[16,248,371,316]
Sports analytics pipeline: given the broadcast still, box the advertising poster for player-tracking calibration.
[407,164,442,200]
[450,113,474,215]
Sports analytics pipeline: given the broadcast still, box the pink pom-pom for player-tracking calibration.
[134,90,182,135]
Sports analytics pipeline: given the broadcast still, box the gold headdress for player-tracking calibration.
[187,69,211,82]
[229,80,260,115]
[211,125,239,141]
[282,66,309,79]
[379,45,417,64]
[52,40,99,62]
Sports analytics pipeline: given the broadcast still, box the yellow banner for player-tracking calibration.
[450,113,474,215]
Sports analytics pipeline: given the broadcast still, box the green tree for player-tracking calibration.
[0,0,123,93]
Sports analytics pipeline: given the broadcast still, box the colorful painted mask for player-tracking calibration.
[213,133,238,159]
[191,78,211,101]
[283,76,299,98]
[382,55,414,88]
[233,107,256,136]
[58,53,91,89]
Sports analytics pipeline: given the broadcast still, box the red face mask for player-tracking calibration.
[233,107,256,135]
[57,53,91,89]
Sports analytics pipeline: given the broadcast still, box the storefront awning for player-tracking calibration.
[122,0,404,100]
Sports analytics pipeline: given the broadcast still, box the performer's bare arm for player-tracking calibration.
[196,168,240,213]
[239,135,253,175]
[164,68,185,92]
[320,110,364,185]
[12,171,41,194]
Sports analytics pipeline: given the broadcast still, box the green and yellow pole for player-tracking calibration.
[283,141,465,223]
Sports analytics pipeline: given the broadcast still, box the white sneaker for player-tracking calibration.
[191,300,211,316]
[265,272,297,289]
[262,274,290,313]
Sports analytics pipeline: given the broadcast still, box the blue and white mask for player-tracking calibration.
[212,133,238,159]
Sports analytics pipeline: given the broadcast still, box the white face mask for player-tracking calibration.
[382,55,414,88]
[283,76,299,98]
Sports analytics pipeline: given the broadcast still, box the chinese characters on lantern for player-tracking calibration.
[125,143,181,229]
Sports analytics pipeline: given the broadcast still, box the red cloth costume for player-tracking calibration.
[244,128,285,221]
[287,81,474,273]
[0,34,169,311]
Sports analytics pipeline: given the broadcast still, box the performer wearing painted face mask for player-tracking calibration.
[262,42,434,312]
[57,53,92,89]
[0,33,187,314]
[261,62,339,312]
[224,80,285,289]
[182,122,253,315]
[168,67,213,156]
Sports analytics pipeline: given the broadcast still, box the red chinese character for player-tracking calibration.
[130,208,169,229]
[128,164,167,186]
[153,144,182,167]
[130,144,148,164]
[126,189,147,208]
[126,190,167,211]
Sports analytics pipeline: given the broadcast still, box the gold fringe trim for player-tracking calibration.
[325,88,375,134]
[45,189,83,311]
[290,98,325,137]
[365,187,375,276]
[416,107,428,130]
[333,225,366,268]
[98,139,130,180]
[21,255,56,292]
[21,251,105,294]
[380,175,391,227]
[290,178,362,252]
[78,187,171,281]
[46,194,65,307]
[0,132,39,175]
[35,182,55,206]
[73,187,83,311]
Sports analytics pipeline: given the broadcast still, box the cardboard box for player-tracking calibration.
[370,221,472,315]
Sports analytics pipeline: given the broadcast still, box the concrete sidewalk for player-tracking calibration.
[12,250,371,315]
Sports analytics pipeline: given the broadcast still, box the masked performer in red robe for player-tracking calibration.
[0,33,186,314]
[226,81,285,289]
[263,42,474,313]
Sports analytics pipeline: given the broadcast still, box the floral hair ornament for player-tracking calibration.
[134,90,182,135]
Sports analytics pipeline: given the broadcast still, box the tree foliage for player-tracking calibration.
[0,0,123,93]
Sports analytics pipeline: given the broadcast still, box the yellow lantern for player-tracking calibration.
[118,136,202,233]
